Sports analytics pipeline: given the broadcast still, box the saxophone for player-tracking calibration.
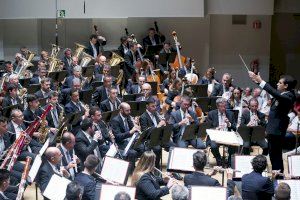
[56,104,68,143]
[38,115,50,144]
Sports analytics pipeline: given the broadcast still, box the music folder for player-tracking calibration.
[80,89,93,105]
[48,70,68,83]
[167,147,199,173]
[99,184,136,200]
[27,84,41,94]
[19,78,31,88]
[102,110,119,122]
[127,101,146,117]
[288,155,300,178]
[100,156,130,185]
[190,186,227,200]
[123,93,143,102]
[145,45,163,57]
[206,129,243,147]
[158,52,176,65]
[185,84,208,98]
[82,65,94,77]
[278,180,300,200]
[43,174,71,200]
[149,125,172,148]
[181,124,199,141]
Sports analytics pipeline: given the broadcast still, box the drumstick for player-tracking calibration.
[238,54,250,72]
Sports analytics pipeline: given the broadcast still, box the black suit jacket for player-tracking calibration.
[110,114,134,147]
[142,34,165,48]
[168,109,199,141]
[240,110,266,127]
[100,98,121,112]
[36,160,60,192]
[124,50,138,79]
[74,172,96,200]
[136,172,169,200]
[23,108,43,128]
[184,171,220,187]
[139,111,161,131]
[118,44,129,58]
[29,76,41,85]
[242,171,274,200]
[86,40,107,57]
[34,89,51,99]
[207,109,236,131]
[74,130,100,168]
[92,86,109,107]
[2,95,23,110]
[46,104,63,128]
[261,83,296,135]
[62,56,73,76]
[62,75,83,89]
[211,83,233,97]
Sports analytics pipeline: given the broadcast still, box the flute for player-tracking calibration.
[72,150,78,173]
[204,166,241,173]
[153,167,180,184]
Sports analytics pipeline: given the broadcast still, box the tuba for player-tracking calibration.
[16,57,34,79]
[80,52,94,68]
[109,52,124,67]
[26,50,36,62]
[74,43,87,58]
[48,57,64,72]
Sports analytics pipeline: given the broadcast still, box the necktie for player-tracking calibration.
[124,118,129,132]
[76,103,82,112]
[52,109,59,128]
[151,114,158,127]
[66,151,75,178]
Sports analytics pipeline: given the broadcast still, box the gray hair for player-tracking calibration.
[73,65,82,72]
[72,77,81,85]
[171,185,189,200]
[9,74,19,81]
[216,97,227,106]
[114,191,131,200]
[227,195,243,200]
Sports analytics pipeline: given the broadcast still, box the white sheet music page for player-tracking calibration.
[101,156,129,184]
[206,129,243,146]
[27,154,42,183]
[168,148,198,172]
[278,180,300,200]
[100,184,136,200]
[288,155,300,177]
[106,144,117,157]
[191,186,226,200]
[39,138,50,155]
[43,174,71,200]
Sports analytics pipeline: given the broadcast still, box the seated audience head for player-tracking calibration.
[6,83,18,97]
[233,87,242,100]
[41,77,51,92]
[274,182,291,200]
[171,184,189,200]
[4,61,13,72]
[138,76,146,87]
[114,191,131,200]
[172,78,182,91]
[98,55,107,65]
[244,87,252,96]
[45,147,63,165]
[38,66,47,78]
[192,150,207,171]
[128,42,137,51]
[216,97,227,113]
[81,118,93,134]
[8,74,19,84]
[109,87,118,100]
[84,155,100,174]
[253,88,261,98]
[251,155,267,173]
[65,181,84,200]
[70,89,80,103]
[64,48,72,58]
[48,91,59,105]
[132,151,156,186]
[103,76,112,88]
[103,64,111,76]
[0,169,10,192]
[73,66,82,78]
[72,56,79,66]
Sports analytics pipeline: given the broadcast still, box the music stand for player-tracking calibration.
[144,45,163,57]
[102,110,119,122]
[237,126,251,145]
[251,126,266,142]
[19,78,31,88]
[80,89,93,105]
[123,93,143,102]
[27,65,38,73]
[133,127,151,149]
[181,124,199,141]
[82,65,94,77]
[48,71,60,82]
[195,97,210,113]
[127,101,146,117]
[158,52,176,65]
[148,125,173,148]
[185,84,208,97]
[146,81,158,95]
[27,84,41,94]
[111,65,120,78]
[57,70,68,83]
[197,122,212,139]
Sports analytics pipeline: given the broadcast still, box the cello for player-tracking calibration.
[170,31,186,77]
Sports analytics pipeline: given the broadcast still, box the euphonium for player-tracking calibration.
[16,57,34,79]
[80,52,94,68]
[74,43,87,58]
[55,104,68,143]
[50,44,61,58]
[48,56,64,72]
[116,69,124,85]
[25,50,36,62]
[109,52,124,67]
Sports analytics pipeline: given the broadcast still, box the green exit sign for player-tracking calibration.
[57,10,66,18]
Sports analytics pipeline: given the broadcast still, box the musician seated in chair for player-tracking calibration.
[36,147,70,194]
[61,48,73,76]
[142,27,165,48]
[94,55,107,77]
[30,66,47,85]
[62,66,83,89]
[59,78,82,106]
[126,76,145,95]
[110,102,143,173]
[58,132,80,180]
[7,109,38,161]
[164,78,183,113]
[92,76,113,107]
[158,42,176,77]
[100,87,122,112]
[240,98,268,155]
[136,83,160,112]
[124,42,141,87]
[169,96,206,149]
[2,84,23,110]
[0,169,17,200]
[23,94,43,128]
[34,77,52,99]
[206,97,236,166]
[211,73,234,97]
[86,34,107,59]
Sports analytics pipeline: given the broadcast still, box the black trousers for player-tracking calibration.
[268,134,284,172]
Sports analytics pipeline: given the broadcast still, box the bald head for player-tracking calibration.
[45,147,62,164]
[120,102,131,117]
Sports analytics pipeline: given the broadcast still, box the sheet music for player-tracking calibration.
[100,184,136,200]
[123,132,138,157]
[106,144,117,157]
[278,180,300,200]
[27,154,42,183]
[43,174,71,200]
[206,129,243,146]
[168,148,198,172]
[39,138,50,155]
[191,186,226,200]
[101,156,129,185]
[288,155,300,177]
[235,155,267,178]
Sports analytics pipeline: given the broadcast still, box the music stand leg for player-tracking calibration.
[35,183,38,200]
[221,145,225,186]
[295,123,300,155]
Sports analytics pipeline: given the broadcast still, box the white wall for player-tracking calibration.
[208,0,274,15]
[209,15,272,87]
[0,0,205,19]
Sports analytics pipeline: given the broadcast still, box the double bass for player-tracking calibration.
[170,31,186,77]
